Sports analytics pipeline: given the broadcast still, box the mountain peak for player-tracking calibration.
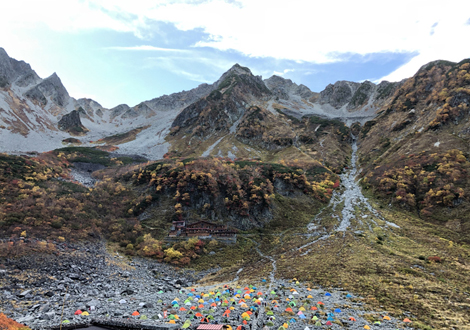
[227,63,252,75]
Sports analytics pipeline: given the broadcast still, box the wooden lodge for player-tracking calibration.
[167,220,237,243]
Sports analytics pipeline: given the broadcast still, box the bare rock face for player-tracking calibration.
[110,104,131,119]
[319,81,360,109]
[58,109,88,135]
[0,47,36,87]
[25,73,70,107]
[171,64,272,139]
[347,81,376,109]
[264,75,316,100]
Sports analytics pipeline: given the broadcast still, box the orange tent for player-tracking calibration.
[199,304,204,309]
[195,313,203,317]
[132,311,140,316]
[243,320,247,325]
[317,301,324,305]
[224,300,229,304]
[239,299,246,303]
[190,306,197,310]
[257,292,263,296]
[244,287,249,290]
[403,318,412,323]
[349,317,356,321]
[211,303,217,307]
[383,316,391,321]
[285,308,293,312]
[191,288,196,291]
[169,320,176,324]
[179,307,187,311]
[310,307,317,311]
[246,311,252,315]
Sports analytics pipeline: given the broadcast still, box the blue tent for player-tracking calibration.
[209,299,215,303]
[334,308,341,313]
[327,316,334,321]
[346,294,352,298]
[289,318,296,323]
[328,313,334,317]
[299,314,306,319]
[172,301,178,305]
[188,293,194,296]
[325,292,332,297]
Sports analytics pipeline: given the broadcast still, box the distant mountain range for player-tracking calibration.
[0,47,397,159]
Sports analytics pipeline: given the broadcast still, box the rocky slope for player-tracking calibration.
[0,47,391,161]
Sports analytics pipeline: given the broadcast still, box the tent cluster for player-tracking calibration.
[61,278,408,328]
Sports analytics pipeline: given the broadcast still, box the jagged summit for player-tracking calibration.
[0,47,36,87]
[25,71,70,107]
[264,75,316,100]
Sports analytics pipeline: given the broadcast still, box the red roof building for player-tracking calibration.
[168,220,237,238]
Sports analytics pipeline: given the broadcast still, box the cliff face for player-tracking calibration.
[58,109,88,135]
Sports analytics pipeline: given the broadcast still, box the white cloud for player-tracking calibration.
[94,0,470,81]
[273,69,295,77]
[1,0,469,83]
[105,45,188,52]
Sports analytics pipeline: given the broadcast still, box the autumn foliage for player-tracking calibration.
[362,150,468,218]
[0,313,31,330]
[127,157,337,222]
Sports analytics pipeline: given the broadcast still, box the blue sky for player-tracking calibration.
[1,0,469,108]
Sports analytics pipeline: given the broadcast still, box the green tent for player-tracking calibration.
[267,311,274,316]
[140,315,148,320]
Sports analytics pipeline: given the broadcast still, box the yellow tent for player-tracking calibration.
[174,298,180,301]
[81,311,89,316]
[169,320,176,324]
[283,323,288,328]
[383,316,391,321]
[241,304,249,308]
[307,295,313,299]
[229,307,235,310]
[299,307,306,311]
[198,299,205,303]
[241,312,249,318]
